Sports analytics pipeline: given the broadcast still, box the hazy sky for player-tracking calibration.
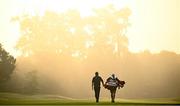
[127,0,180,53]
[0,0,179,56]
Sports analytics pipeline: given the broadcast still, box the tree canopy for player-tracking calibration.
[0,44,16,82]
[14,5,131,59]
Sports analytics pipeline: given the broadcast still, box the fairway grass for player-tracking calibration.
[0,93,179,105]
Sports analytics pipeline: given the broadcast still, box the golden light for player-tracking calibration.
[17,0,135,16]
[0,0,136,57]
[3,0,179,56]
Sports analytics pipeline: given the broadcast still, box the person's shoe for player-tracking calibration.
[96,100,99,103]
[111,100,115,103]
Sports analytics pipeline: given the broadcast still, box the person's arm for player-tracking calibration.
[92,78,94,90]
[101,77,104,87]
[106,77,110,84]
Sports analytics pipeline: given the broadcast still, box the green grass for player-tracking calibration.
[0,92,179,105]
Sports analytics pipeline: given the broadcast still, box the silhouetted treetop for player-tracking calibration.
[0,43,16,82]
[14,5,131,59]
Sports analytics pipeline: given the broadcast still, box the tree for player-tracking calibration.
[84,5,131,58]
[0,43,16,82]
[24,70,39,94]
[14,5,131,59]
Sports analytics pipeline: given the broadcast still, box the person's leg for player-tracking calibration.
[94,88,98,102]
[112,88,117,103]
[97,87,100,102]
[110,90,114,103]
[114,88,116,102]
[94,87,100,102]
[112,92,115,102]
[112,91,115,103]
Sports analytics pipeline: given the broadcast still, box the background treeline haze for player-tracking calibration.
[0,5,180,98]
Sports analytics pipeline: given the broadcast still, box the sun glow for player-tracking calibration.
[17,0,135,16]
[1,0,179,56]
[7,0,135,57]
[0,0,134,53]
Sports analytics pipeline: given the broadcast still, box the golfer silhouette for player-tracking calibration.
[92,72,104,103]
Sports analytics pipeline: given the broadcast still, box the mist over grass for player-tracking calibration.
[9,50,180,99]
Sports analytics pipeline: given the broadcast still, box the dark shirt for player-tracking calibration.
[92,76,103,88]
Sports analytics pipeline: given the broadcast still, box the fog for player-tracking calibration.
[8,5,180,99]
[11,51,180,98]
